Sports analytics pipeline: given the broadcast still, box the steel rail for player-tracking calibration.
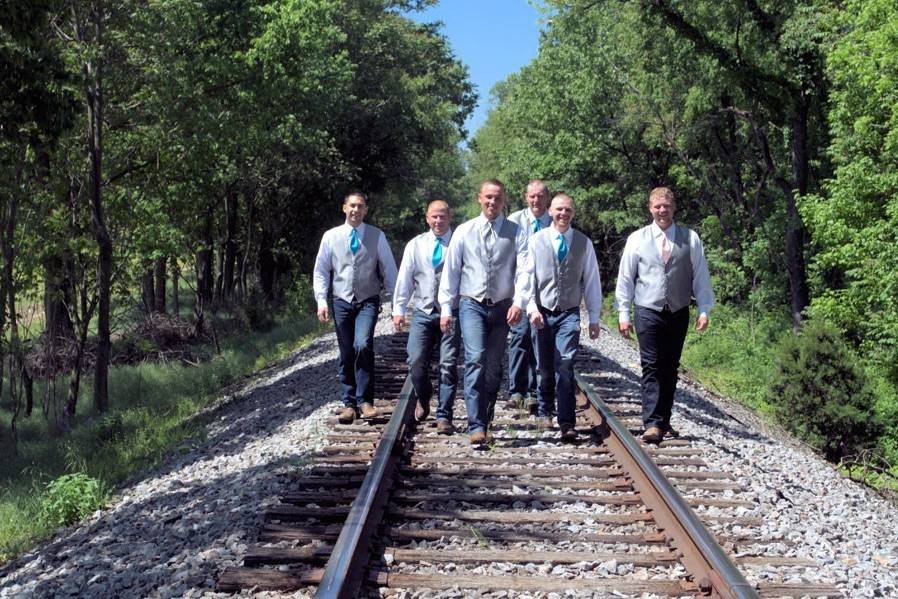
[575,372,759,599]
[315,376,417,599]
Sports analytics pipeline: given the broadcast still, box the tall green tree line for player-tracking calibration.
[0,0,473,429]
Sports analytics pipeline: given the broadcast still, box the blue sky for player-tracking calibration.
[409,1,545,142]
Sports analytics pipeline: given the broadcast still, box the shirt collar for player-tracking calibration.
[550,224,572,239]
[477,214,504,229]
[651,221,674,239]
[429,227,452,243]
[346,222,366,235]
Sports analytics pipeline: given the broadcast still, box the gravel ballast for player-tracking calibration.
[1,314,895,598]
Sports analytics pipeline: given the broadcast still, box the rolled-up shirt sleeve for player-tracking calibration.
[438,227,463,318]
[690,231,715,317]
[582,241,603,325]
[513,225,531,309]
[615,233,639,324]
[392,240,416,317]
[312,231,333,310]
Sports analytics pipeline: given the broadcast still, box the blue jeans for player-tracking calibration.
[533,307,581,427]
[634,305,689,430]
[507,316,536,396]
[332,296,380,408]
[458,297,512,433]
[407,308,460,422]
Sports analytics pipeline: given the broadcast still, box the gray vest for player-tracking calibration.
[331,224,383,302]
[634,225,693,312]
[412,233,448,313]
[459,218,519,301]
[532,228,589,311]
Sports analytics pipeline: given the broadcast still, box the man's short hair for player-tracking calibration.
[344,190,369,204]
[647,186,675,206]
[527,179,550,196]
[480,178,506,193]
[426,199,450,213]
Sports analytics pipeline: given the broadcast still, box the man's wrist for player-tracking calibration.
[317,299,328,310]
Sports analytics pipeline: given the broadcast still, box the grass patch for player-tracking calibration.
[0,313,326,564]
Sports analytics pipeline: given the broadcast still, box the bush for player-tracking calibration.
[767,320,881,462]
[39,473,107,528]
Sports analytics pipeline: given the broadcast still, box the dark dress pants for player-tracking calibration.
[507,316,536,396]
[634,305,689,430]
[332,296,380,409]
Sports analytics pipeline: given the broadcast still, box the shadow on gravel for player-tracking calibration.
[576,346,768,444]
[0,330,399,598]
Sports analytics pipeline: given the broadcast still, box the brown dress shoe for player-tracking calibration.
[560,426,578,443]
[414,401,430,422]
[663,425,680,438]
[642,426,663,444]
[337,406,356,424]
[503,393,525,409]
[436,419,455,435]
[359,402,378,419]
[469,430,487,446]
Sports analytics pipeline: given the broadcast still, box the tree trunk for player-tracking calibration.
[222,190,238,300]
[153,256,166,313]
[82,0,111,413]
[258,229,276,302]
[196,206,214,305]
[170,256,179,316]
[787,98,811,329]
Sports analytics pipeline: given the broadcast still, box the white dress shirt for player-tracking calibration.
[392,228,452,317]
[615,221,714,323]
[526,225,603,324]
[312,222,398,309]
[438,214,531,318]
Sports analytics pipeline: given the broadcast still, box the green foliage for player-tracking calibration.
[38,473,107,528]
[767,320,881,462]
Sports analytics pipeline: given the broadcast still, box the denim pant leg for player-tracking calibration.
[407,309,437,406]
[553,309,581,428]
[533,313,556,417]
[507,316,535,395]
[483,300,512,427]
[332,298,358,407]
[635,306,664,428]
[353,297,380,405]
[436,308,460,422]
[459,298,488,433]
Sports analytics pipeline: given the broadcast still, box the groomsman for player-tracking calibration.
[505,180,552,412]
[615,187,714,443]
[527,194,602,441]
[392,200,460,435]
[313,191,398,424]
[439,179,530,446]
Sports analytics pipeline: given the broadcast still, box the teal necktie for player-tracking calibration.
[532,219,541,233]
[432,237,443,268]
[350,228,360,254]
[557,233,568,262]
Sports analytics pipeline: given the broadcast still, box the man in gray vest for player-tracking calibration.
[505,180,553,413]
[527,194,602,442]
[439,179,530,447]
[392,199,460,435]
[615,187,714,443]
[313,191,398,424]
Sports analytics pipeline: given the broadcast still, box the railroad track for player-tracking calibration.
[217,332,841,598]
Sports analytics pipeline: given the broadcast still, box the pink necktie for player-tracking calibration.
[662,234,672,264]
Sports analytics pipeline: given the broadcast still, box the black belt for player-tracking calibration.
[463,296,508,307]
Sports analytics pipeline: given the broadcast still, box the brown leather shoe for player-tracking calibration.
[359,402,378,419]
[642,426,663,444]
[663,425,680,438]
[470,430,487,446]
[436,419,455,435]
[503,393,525,410]
[535,416,553,430]
[414,401,430,422]
[560,426,577,443]
[337,406,356,424]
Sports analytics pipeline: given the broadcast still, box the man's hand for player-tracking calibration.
[588,323,600,339]
[440,316,453,334]
[695,314,709,332]
[507,305,522,326]
[529,311,545,329]
[618,320,632,339]
[317,306,329,322]
[392,315,404,332]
